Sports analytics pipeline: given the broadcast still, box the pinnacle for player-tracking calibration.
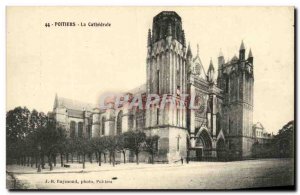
[240,40,245,50]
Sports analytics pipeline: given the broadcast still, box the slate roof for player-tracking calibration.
[128,84,146,95]
[54,95,96,112]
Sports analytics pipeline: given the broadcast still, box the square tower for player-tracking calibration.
[145,11,188,162]
[218,42,254,159]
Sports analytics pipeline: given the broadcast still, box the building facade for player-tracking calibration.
[51,11,262,162]
[252,122,273,144]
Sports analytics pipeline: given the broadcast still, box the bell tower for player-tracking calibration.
[220,41,254,159]
[145,11,188,162]
[146,11,187,96]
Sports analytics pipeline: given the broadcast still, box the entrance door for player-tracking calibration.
[196,148,203,161]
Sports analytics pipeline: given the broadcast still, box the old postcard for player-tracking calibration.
[6,6,295,190]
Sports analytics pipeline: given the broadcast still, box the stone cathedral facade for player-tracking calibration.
[51,11,255,162]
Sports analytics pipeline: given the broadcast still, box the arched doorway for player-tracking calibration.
[195,129,212,161]
[216,138,226,161]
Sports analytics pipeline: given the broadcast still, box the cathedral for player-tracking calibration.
[51,11,255,162]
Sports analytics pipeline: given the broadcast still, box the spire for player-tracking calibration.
[147,29,152,46]
[240,40,245,50]
[207,58,215,83]
[239,40,246,60]
[197,44,199,56]
[187,42,192,58]
[208,58,215,71]
[54,93,58,109]
[167,24,172,37]
[248,48,253,58]
[218,48,225,68]
[248,48,253,64]
[218,48,224,57]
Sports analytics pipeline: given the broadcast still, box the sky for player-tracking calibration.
[6,7,294,134]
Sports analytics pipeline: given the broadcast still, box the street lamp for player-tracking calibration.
[37,145,41,173]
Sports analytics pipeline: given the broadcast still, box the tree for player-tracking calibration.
[6,107,31,141]
[144,135,159,164]
[91,137,106,166]
[275,120,294,158]
[6,107,31,164]
[74,137,91,169]
[66,138,76,163]
[53,126,67,167]
[102,136,120,166]
[36,121,64,171]
[123,131,146,165]
[116,134,128,164]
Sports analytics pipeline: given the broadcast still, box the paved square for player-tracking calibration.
[7,158,294,189]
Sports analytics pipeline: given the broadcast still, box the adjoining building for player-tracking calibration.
[252,122,273,144]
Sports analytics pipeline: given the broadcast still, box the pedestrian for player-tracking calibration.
[181,157,183,164]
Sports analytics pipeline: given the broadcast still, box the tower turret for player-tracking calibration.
[187,43,192,59]
[152,11,184,44]
[218,49,225,66]
[248,48,253,64]
[239,40,245,60]
[217,49,225,87]
[222,41,254,159]
[207,58,215,83]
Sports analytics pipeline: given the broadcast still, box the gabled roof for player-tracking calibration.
[190,44,207,80]
[253,122,264,130]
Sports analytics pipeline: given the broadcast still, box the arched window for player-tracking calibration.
[157,108,160,125]
[78,122,83,138]
[116,111,123,135]
[70,121,76,139]
[157,70,160,94]
[101,117,105,135]
[128,113,134,130]
[176,108,179,125]
[216,113,221,136]
[87,125,91,139]
[142,110,146,128]
[225,77,229,93]
[176,70,180,87]
[135,114,138,130]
